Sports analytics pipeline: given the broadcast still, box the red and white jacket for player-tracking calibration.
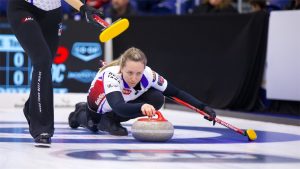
[87,66,168,114]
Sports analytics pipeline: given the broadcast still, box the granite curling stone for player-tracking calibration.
[131,111,174,142]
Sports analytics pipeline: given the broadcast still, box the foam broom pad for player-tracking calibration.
[246,129,257,141]
[99,18,129,42]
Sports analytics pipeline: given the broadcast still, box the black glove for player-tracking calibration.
[203,106,216,125]
[80,4,105,28]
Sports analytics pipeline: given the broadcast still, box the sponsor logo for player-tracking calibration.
[71,42,102,62]
[158,75,165,86]
[152,71,157,82]
[54,46,69,64]
[52,64,66,83]
[107,72,120,82]
[106,83,119,88]
[122,88,131,95]
[95,93,105,106]
[64,149,300,163]
[22,16,34,23]
[67,70,97,83]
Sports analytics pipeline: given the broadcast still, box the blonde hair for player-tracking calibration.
[99,47,147,72]
[204,0,233,9]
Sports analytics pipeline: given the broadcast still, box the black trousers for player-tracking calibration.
[7,1,62,138]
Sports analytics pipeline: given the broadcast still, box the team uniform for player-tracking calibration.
[87,66,168,115]
[68,62,215,136]
[68,65,168,135]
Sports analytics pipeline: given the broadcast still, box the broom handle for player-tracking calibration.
[168,96,246,136]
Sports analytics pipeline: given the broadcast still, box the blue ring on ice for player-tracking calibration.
[0,122,300,144]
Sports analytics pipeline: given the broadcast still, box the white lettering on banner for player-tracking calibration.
[52,64,66,83]
[0,35,24,52]
[71,42,102,62]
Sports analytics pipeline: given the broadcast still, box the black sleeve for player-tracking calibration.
[106,91,144,118]
[163,82,207,110]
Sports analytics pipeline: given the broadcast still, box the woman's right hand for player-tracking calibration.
[141,104,156,117]
[80,4,104,28]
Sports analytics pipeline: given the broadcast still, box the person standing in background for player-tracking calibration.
[6,0,104,147]
[248,0,267,12]
[192,0,238,14]
[105,0,137,19]
[287,0,300,9]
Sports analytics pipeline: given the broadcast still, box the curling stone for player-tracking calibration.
[131,111,174,142]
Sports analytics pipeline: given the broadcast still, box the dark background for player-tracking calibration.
[113,12,269,111]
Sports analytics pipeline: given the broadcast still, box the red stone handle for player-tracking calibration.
[155,111,167,121]
[137,111,167,122]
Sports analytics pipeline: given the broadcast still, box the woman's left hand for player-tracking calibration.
[203,106,216,125]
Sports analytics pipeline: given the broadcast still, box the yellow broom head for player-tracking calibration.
[246,129,257,141]
[99,18,129,42]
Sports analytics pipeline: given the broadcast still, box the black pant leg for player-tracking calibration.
[7,1,61,138]
[39,8,62,58]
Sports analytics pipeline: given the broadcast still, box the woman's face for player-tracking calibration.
[121,60,145,88]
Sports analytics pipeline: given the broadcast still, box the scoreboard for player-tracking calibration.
[0,35,31,93]
[0,20,104,94]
